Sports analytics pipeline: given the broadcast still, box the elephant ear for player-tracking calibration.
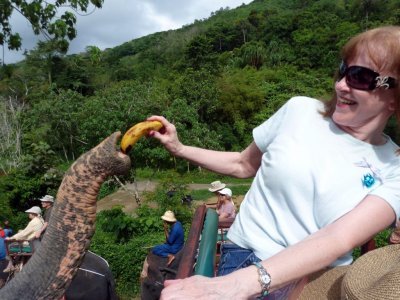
[0,132,131,300]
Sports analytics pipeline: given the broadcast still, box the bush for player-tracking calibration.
[90,228,163,297]
[352,229,390,260]
[98,178,120,200]
[93,203,192,298]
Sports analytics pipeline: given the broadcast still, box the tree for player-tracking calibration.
[185,34,215,69]
[239,41,267,70]
[0,94,24,174]
[86,45,102,65]
[0,0,103,51]
[24,40,67,86]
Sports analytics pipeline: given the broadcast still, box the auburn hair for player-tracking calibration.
[322,26,400,123]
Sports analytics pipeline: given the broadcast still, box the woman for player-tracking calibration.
[148,26,400,299]
[216,188,236,221]
[6,206,44,241]
[206,180,226,209]
[4,206,44,272]
[152,210,184,266]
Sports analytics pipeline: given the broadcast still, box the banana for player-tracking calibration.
[120,120,163,153]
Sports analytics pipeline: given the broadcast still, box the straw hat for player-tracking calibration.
[39,195,54,203]
[298,244,400,299]
[161,210,177,222]
[297,267,349,299]
[25,206,42,215]
[342,244,400,299]
[208,181,226,192]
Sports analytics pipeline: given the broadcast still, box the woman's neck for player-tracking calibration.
[335,121,388,145]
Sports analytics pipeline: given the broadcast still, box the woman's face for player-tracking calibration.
[218,194,227,202]
[333,50,397,142]
[28,213,35,219]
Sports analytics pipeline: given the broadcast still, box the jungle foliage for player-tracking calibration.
[0,0,103,51]
[1,0,400,296]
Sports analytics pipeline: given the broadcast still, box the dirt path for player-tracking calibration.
[97,181,245,214]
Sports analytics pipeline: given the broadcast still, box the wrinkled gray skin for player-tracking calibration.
[0,132,131,300]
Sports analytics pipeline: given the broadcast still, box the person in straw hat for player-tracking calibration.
[207,180,227,209]
[208,180,226,193]
[35,195,55,240]
[151,26,400,299]
[4,206,44,272]
[6,206,44,242]
[152,210,184,266]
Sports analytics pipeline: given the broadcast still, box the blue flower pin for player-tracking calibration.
[362,173,375,188]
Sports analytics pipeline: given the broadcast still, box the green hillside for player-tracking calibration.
[3,1,396,169]
[1,0,400,295]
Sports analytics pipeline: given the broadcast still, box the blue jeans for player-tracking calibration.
[217,243,298,300]
[217,242,261,276]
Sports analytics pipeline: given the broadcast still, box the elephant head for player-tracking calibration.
[0,132,131,300]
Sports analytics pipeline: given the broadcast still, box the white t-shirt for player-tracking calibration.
[228,96,400,266]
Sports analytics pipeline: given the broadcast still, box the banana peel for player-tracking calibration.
[120,120,163,154]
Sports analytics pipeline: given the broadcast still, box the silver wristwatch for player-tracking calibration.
[252,261,271,298]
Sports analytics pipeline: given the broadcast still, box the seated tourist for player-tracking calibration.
[216,188,236,222]
[4,206,44,272]
[152,211,184,266]
[207,181,226,209]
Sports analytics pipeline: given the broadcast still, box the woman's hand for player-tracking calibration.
[160,275,251,300]
[147,116,184,157]
[216,198,222,210]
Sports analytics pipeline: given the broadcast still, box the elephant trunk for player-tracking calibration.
[0,132,131,300]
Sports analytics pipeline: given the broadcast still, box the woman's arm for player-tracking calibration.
[160,195,395,299]
[163,222,169,241]
[148,116,263,178]
[166,223,182,245]
[35,222,48,239]
[9,220,36,241]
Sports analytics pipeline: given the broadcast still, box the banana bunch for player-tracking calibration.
[120,120,163,153]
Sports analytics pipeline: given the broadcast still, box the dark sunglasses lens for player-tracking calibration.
[338,62,347,80]
[346,66,376,90]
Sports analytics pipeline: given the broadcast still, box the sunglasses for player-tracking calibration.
[338,61,396,91]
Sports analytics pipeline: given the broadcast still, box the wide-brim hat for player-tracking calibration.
[297,267,349,299]
[208,181,226,192]
[40,195,54,203]
[218,188,232,198]
[298,244,400,299]
[161,210,177,222]
[25,206,42,215]
[342,244,400,299]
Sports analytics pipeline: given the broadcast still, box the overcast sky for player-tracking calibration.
[3,0,253,64]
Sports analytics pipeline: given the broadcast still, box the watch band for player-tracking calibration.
[252,261,271,299]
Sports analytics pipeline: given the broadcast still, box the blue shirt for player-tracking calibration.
[167,221,184,253]
[0,237,5,260]
[0,229,13,260]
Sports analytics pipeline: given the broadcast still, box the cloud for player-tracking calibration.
[2,0,252,64]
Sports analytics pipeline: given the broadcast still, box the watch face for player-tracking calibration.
[260,273,271,284]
